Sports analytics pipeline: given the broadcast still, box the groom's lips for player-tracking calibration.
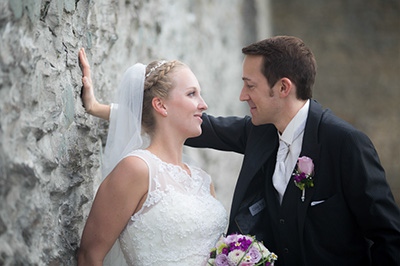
[247,100,256,111]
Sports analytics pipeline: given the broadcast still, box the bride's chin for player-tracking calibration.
[188,129,202,139]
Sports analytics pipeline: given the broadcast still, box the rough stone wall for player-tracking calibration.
[270,0,400,204]
[0,0,250,264]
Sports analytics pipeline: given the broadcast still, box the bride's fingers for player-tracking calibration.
[82,74,94,99]
[79,49,93,90]
[79,48,92,80]
[79,48,97,113]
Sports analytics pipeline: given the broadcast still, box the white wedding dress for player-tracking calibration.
[104,149,228,266]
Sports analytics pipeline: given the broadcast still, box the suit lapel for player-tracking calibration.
[229,125,278,221]
[297,100,322,242]
[230,100,324,241]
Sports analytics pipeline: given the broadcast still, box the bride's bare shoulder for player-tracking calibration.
[107,155,149,185]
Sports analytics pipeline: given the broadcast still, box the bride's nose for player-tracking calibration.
[198,96,208,111]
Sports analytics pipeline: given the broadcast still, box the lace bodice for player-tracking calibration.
[117,150,228,265]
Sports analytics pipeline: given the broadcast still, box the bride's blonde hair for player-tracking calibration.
[142,60,186,134]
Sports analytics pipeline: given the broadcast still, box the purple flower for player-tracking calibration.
[222,247,229,255]
[225,234,240,244]
[234,237,253,252]
[209,234,277,265]
[215,254,229,266]
[248,247,262,263]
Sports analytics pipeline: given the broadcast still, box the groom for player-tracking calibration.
[186,36,400,265]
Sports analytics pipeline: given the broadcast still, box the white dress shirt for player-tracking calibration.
[273,100,310,203]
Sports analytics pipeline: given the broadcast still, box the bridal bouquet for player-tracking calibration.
[207,234,277,266]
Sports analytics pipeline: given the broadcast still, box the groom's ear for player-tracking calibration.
[152,97,168,117]
[279,78,293,98]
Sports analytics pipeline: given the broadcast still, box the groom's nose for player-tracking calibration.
[239,86,250,102]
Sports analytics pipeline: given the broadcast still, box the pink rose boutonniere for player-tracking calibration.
[293,156,314,202]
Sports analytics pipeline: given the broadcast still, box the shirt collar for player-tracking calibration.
[279,99,310,145]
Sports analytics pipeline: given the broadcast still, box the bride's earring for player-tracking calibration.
[164,111,167,116]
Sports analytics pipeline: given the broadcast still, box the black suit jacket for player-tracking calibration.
[186,100,400,265]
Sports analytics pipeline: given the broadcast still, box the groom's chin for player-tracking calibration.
[251,116,261,126]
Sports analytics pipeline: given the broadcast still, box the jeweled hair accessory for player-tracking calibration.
[146,60,167,77]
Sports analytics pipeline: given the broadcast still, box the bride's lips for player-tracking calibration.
[194,114,203,122]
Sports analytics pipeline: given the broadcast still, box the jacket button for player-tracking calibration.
[279,219,285,224]
[284,248,289,253]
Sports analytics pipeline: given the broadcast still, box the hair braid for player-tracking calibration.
[142,60,185,135]
[144,61,177,90]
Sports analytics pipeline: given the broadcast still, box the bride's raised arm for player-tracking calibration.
[79,48,111,120]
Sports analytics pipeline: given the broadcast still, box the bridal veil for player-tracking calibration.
[102,63,147,265]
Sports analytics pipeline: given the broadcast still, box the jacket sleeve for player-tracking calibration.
[341,130,400,264]
[185,113,252,154]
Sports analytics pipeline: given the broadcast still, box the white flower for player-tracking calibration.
[258,243,270,258]
[228,249,245,264]
[270,252,278,261]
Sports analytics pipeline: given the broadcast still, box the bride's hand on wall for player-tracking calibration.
[79,48,111,120]
[79,48,97,113]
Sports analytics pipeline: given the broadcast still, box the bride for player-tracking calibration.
[77,48,228,265]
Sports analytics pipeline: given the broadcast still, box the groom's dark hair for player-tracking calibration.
[242,36,316,100]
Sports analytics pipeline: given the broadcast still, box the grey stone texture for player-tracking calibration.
[270,0,400,204]
[0,0,248,264]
